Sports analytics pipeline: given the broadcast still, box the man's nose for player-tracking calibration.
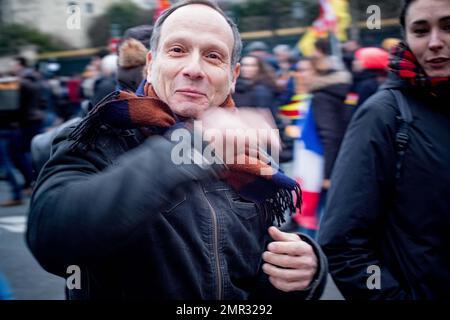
[182,53,205,80]
[428,29,445,52]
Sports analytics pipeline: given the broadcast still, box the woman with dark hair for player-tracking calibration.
[319,0,450,299]
[232,55,279,118]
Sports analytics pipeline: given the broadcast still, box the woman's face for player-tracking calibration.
[295,60,314,91]
[296,60,314,80]
[240,56,259,80]
[405,0,450,77]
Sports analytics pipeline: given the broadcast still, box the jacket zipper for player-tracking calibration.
[202,191,223,300]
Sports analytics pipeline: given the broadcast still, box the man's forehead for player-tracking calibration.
[159,4,234,48]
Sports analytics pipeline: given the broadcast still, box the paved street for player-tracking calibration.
[0,182,65,300]
[0,179,343,300]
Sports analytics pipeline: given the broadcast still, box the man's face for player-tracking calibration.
[240,56,259,80]
[11,60,22,75]
[147,4,240,118]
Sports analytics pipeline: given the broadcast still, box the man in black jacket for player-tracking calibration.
[27,0,327,299]
[310,39,352,190]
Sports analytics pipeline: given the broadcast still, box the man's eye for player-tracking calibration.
[169,47,183,53]
[207,53,220,60]
[443,24,450,31]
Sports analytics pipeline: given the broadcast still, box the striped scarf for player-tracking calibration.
[389,42,450,90]
[69,81,302,225]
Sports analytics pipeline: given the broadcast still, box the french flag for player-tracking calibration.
[292,100,324,230]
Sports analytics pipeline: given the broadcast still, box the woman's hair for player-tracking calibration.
[242,55,277,89]
[400,0,415,29]
[314,39,332,56]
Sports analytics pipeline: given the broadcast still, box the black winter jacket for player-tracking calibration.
[310,70,352,179]
[27,122,327,300]
[233,77,279,120]
[318,74,450,299]
[351,70,383,108]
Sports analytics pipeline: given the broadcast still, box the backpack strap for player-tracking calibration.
[389,89,413,180]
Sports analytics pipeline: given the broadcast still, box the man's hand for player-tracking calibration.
[262,226,318,292]
[200,107,280,165]
[322,179,331,190]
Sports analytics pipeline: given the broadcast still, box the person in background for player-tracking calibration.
[341,40,361,72]
[309,39,352,191]
[9,57,42,193]
[80,49,110,102]
[245,41,279,71]
[279,58,318,234]
[344,47,389,110]
[32,26,152,179]
[233,54,279,118]
[0,74,24,206]
[117,25,153,92]
[273,44,295,90]
[319,0,450,299]
[288,39,351,238]
[91,54,118,106]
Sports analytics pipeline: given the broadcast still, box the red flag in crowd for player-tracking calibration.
[153,0,171,23]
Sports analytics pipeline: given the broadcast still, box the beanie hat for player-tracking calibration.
[122,25,153,49]
[355,47,389,70]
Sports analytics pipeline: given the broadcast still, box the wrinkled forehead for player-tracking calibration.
[158,4,234,53]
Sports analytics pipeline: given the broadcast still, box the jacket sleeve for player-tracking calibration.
[249,233,328,300]
[317,92,411,299]
[26,127,215,277]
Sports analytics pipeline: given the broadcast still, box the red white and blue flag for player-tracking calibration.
[292,100,324,231]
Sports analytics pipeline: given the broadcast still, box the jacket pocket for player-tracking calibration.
[225,189,258,220]
[162,191,187,215]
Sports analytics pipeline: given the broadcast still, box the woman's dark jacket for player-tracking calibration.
[318,74,450,299]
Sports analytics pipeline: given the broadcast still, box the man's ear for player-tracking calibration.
[230,63,241,94]
[146,51,153,82]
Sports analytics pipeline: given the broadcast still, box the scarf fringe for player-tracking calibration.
[68,91,120,151]
[258,182,302,227]
[66,83,303,226]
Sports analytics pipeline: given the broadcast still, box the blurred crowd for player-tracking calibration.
[0,25,398,218]
[2,0,450,302]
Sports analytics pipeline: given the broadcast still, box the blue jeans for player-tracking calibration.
[0,130,22,200]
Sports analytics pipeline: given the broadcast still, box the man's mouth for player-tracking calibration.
[176,88,206,98]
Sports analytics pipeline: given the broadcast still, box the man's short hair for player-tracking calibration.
[14,56,28,68]
[314,39,332,56]
[273,44,290,55]
[246,41,269,53]
[150,0,242,67]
